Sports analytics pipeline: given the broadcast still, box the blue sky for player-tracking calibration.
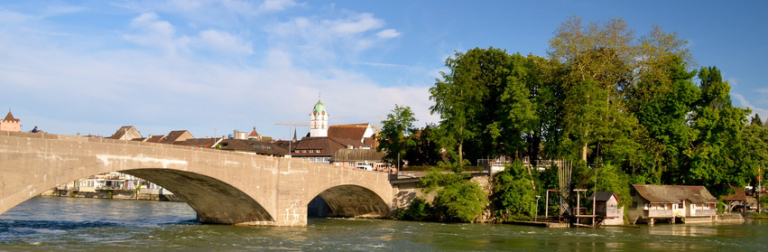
[1,0,766,139]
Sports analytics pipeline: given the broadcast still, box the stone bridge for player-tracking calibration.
[0,131,394,226]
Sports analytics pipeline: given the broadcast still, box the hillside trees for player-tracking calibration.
[398,16,763,223]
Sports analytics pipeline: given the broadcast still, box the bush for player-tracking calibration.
[492,160,537,221]
[397,198,432,221]
[419,168,470,194]
[432,180,487,223]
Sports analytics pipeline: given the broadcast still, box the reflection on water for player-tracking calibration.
[1,197,767,251]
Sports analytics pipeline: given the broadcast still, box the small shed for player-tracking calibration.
[722,186,748,213]
[591,191,624,225]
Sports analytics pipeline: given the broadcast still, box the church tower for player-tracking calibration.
[310,100,328,137]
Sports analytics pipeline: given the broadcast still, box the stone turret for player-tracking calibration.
[0,109,20,132]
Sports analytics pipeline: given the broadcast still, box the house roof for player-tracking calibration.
[146,135,166,143]
[273,140,297,152]
[3,111,19,122]
[293,137,359,157]
[163,130,193,143]
[591,191,620,203]
[331,149,385,162]
[328,124,369,140]
[218,139,288,156]
[175,138,222,149]
[632,185,718,204]
[249,127,260,137]
[363,136,378,149]
[722,186,747,201]
[109,126,141,140]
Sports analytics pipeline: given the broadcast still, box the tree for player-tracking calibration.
[594,163,631,209]
[377,105,417,167]
[631,55,699,183]
[740,120,768,187]
[753,114,764,127]
[404,124,443,166]
[430,47,511,166]
[493,54,539,159]
[546,17,692,169]
[684,66,750,195]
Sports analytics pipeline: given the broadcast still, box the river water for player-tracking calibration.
[1,197,767,251]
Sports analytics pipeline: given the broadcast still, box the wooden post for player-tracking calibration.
[545,190,549,218]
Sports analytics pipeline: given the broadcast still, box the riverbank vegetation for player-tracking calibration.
[381,16,768,223]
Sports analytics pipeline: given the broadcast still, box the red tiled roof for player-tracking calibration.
[722,186,747,201]
[363,136,378,149]
[328,124,369,140]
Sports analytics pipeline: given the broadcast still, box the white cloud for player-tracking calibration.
[376,29,400,39]
[329,13,383,34]
[123,13,189,54]
[266,11,401,64]
[199,29,253,54]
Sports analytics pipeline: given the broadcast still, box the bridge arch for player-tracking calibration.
[123,169,273,224]
[307,184,390,218]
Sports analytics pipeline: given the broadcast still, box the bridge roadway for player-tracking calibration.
[0,131,394,226]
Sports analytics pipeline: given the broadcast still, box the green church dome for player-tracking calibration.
[313,100,325,114]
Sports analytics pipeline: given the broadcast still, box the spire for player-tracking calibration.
[3,108,18,122]
[293,128,297,142]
